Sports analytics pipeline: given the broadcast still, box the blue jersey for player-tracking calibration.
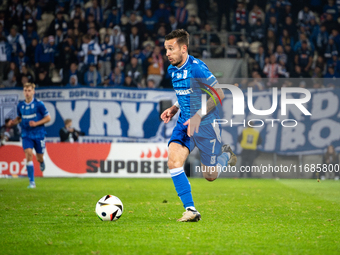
[168,55,219,125]
[17,98,49,139]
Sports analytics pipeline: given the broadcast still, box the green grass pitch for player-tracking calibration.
[0,178,339,255]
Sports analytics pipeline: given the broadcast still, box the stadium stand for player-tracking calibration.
[0,0,339,89]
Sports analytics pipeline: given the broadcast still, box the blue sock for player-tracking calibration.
[27,161,34,183]
[170,167,194,209]
[216,152,230,178]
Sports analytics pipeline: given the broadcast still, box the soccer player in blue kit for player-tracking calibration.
[161,29,237,222]
[10,83,51,188]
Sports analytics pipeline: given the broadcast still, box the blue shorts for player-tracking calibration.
[168,121,222,166]
[22,137,46,154]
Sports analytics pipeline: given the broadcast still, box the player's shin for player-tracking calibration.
[26,161,35,183]
[216,152,230,178]
[170,167,195,210]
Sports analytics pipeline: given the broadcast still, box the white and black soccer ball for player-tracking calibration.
[95,195,123,221]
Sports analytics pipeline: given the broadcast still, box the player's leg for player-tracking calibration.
[195,124,237,181]
[23,137,36,188]
[168,142,201,222]
[34,138,46,171]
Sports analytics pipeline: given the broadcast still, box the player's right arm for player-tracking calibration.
[161,102,179,124]
[10,116,22,126]
[11,104,23,126]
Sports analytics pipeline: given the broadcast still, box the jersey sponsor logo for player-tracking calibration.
[22,113,37,119]
[174,88,193,95]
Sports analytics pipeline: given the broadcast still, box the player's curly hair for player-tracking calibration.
[165,29,189,48]
[23,83,36,89]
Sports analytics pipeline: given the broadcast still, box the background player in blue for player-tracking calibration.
[10,83,51,188]
[161,29,237,222]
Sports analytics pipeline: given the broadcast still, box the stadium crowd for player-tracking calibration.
[0,0,339,89]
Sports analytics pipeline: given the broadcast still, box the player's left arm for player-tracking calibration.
[29,102,51,127]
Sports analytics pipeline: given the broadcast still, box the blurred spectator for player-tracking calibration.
[320,145,339,180]
[62,62,81,85]
[79,34,101,66]
[324,65,340,78]
[66,75,81,87]
[106,6,121,29]
[265,5,278,25]
[84,63,101,86]
[291,65,310,78]
[14,50,30,72]
[169,15,181,31]
[250,18,265,43]
[86,0,103,25]
[99,35,114,81]
[226,35,241,59]
[57,39,78,70]
[70,16,87,35]
[107,66,124,86]
[147,46,163,87]
[279,29,294,48]
[19,65,35,84]
[7,26,26,57]
[0,118,20,145]
[147,79,156,88]
[274,45,287,66]
[323,0,338,21]
[2,62,19,88]
[316,25,329,55]
[126,26,142,53]
[185,15,200,34]
[48,10,68,36]
[248,71,265,90]
[263,54,285,86]
[7,0,23,28]
[249,4,265,26]
[155,25,166,49]
[298,5,315,26]
[113,51,125,71]
[24,0,42,22]
[26,38,38,65]
[328,53,340,73]
[254,45,266,70]
[123,75,137,87]
[331,29,340,49]
[70,4,85,21]
[324,37,338,62]
[282,16,297,40]
[267,16,278,35]
[265,29,276,55]
[36,69,52,87]
[294,33,315,53]
[110,25,126,51]
[59,119,85,142]
[175,0,188,27]
[234,1,247,31]
[295,40,313,74]
[154,1,170,24]
[35,35,55,72]
[143,9,158,37]
[23,20,39,47]
[0,35,11,85]
[125,57,143,87]
[323,13,338,34]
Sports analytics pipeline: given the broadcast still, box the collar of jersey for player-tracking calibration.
[24,97,34,105]
[175,55,189,70]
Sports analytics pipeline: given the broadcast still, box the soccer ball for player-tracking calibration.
[95,195,123,221]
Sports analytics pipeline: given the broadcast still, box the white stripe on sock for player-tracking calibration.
[170,167,184,177]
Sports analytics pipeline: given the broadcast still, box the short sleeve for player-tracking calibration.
[192,61,218,88]
[38,101,49,117]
